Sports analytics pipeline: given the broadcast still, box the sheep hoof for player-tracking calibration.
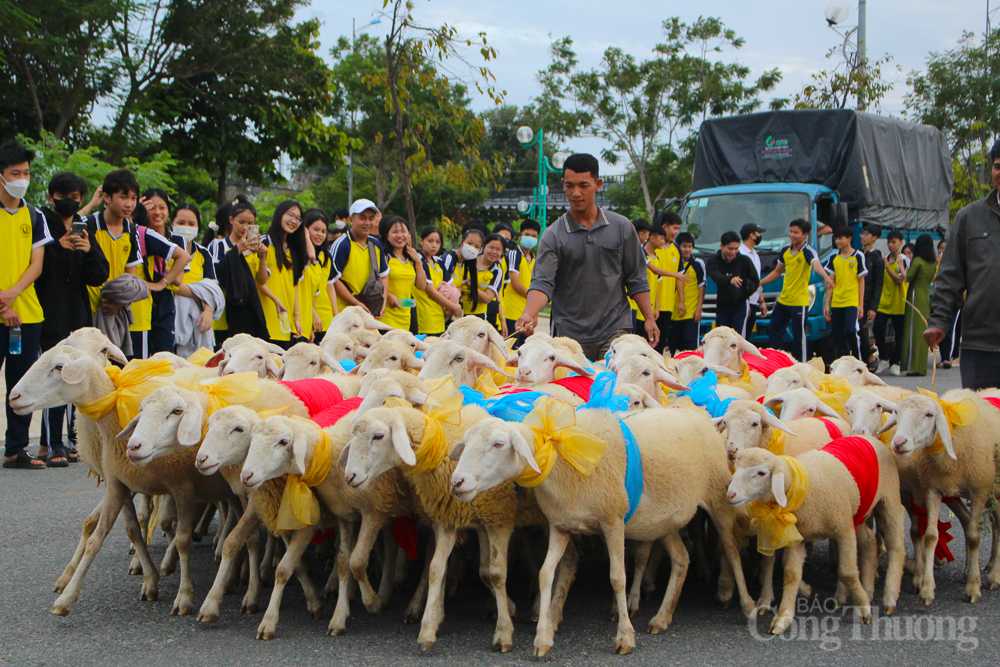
[613,635,635,654]
[533,644,551,657]
[364,598,384,615]
[719,597,732,610]
[987,581,1000,591]
[419,641,435,652]
[257,630,274,641]
[241,602,258,615]
[198,612,218,623]
[756,605,773,617]
[310,608,324,620]
[52,585,64,594]
[160,566,176,577]
[883,605,896,616]
[403,611,419,624]
[493,639,512,653]
[965,592,981,604]
[128,564,143,576]
[920,596,934,606]
[327,626,346,637]
[50,605,70,617]
[140,586,158,602]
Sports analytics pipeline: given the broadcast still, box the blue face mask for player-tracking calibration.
[520,236,538,251]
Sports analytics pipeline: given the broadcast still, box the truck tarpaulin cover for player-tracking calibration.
[691,110,953,231]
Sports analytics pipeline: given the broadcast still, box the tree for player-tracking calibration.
[537,18,783,218]
[793,48,897,112]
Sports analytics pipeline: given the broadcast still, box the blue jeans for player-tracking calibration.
[830,306,861,359]
[768,302,808,361]
[3,323,42,455]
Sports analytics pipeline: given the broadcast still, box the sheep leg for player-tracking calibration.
[328,518,356,636]
[533,526,571,657]
[418,523,458,651]
[242,526,262,613]
[484,523,515,652]
[394,546,409,587]
[755,553,776,614]
[907,500,925,588]
[198,505,261,622]
[52,481,131,615]
[919,491,943,605]
[55,499,102,594]
[130,493,151,575]
[119,495,161,605]
[216,501,240,564]
[839,528,872,623]
[876,498,906,614]
[261,532,276,583]
[549,538,578,631]
[856,523,878,601]
[169,495,197,616]
[711,509,756,618]
[647,532,690,634]
[963,494,987,603]
[716,539,736,608]
[285,533,324,618]
[158,495,179,577]
[377,524,397,604]
[768,542,806,634]
[627,541,653,616]
[985,504,1000,588]
[256,527,316,640]
[641,539,663,599]
[194,502,216,543]
[404,535,433,624]
[349,515,388,614]
[688,513,712,582]
[602,519,635,655]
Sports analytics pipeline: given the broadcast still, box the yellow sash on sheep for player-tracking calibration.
[258,405,292,419]
[719,362,755,394]
[746,455,809,556]
[916,388,979,455]
[766,430,786,455]
[514,397,606,488]
[76,359,176,424]
[186,347,215,366]
[387,376,463,473]
[176,372,263,417]
[276,427,333,532]
[814,375,852,415]
[878,412,893,447]
[474,370,502,398]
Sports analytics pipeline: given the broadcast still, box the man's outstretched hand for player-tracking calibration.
[644,318,660,349]
[924,327,946,350]
[515,313,537,337]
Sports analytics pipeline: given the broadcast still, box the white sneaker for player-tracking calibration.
[876,360,890,374]
[889,364,900,376]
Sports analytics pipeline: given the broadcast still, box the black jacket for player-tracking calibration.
[706,250,759,309]
[35,207,111,349]
[215,245,269,340]
[929,190,1000,352]
[863,248,883,313]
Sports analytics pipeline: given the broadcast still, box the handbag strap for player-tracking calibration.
[366,237,380,280]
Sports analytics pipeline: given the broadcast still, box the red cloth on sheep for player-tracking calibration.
[311,397,363,428]
[673,348,794,378]
[819,436,880,526]
[278,379,344,417]
[494,376,593,402]
[909,500,956,563]
[817,417,843,440]
[393,517,420,560]
[983,397,1000,412]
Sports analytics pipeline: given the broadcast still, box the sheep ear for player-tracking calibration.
[815,401,841,418]
[338,444,351,467]
[449,442,465,461]
[177,403,205,447]
[762,411,798,436]
[365,316,393,331]
[504,355,519,368]
[878,400,898,413]
[863,370,888,386]
[487,326,510,360]
[770,470,788,507]
[876,413,897,435]
[117,414,141,440]
[654,367,690,391]
[764,393,787,409]
[407,390,429,407]
[469,350,509,376]
[265,356,281,379]
[61,358,91,385]
[707,362,740,377]
[642,395,660,409]
[262,341,288,356]
[217,358,230,375]
[204,350,226,368]
[354,347,370,359]
[509,426,540,473]
[405,355,424,371]
[101,344,129,366]
[740,339,766,359]
[391,418,417,466]
[933,405,957,460]
[802,375,819,391]
[320,353,339,372]
[555,353,592,378]
[291,429,309,475]
[711,415,727,433]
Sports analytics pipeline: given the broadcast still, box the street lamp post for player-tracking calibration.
[516,126,568,232]
[348,17,381,208]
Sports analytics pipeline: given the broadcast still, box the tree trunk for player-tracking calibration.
[385,39,418,241]
[21,58,45,136]
[639,168,654,220]
[216,162,228,207]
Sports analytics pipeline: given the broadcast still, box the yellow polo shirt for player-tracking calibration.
[87,213,141,315]
[380,254,416,329]
[415,255,448,335]
[824,249,867,309]
[656,242,681,313]
[776,244,818,308]
[1,202,52,324]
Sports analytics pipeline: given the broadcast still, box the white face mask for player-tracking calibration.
[173,226,199,245]
[461,243,480,261]
[1,176,29,200]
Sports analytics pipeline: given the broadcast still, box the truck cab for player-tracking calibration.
[678,182,847,359]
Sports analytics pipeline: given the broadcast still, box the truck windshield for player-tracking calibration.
[681,191,812,252]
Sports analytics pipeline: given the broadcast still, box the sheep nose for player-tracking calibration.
[345,471,356,486]
[9,392,21,402]
[242,471,255,485]
[223,368,234,376]
[196,454,208,466]
[726,490,736,502]
[727,449,737,461]
[127,440,143,453]
[892,436,906,448]
[852,427,866,436]
[451,476,465,490]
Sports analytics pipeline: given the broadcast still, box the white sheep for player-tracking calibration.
[765,364,822,394]
[449,403,755,655]
[613,356,690,405]
[356,369,430,415]
[879,391,1000,604]
[415,340,510,388]
[220,339,282,378]
[349,329,381,358]
[509,337,593,387]
[764,387,846,422]
[278,342,342,381]
[829,355,914,403]
[381,328,431,353]
[320,332,357,365]
[355,339,424,377]
[727,440,906,634]
[700,326,769,398]
[442,315,510,364]
[604,334,668,373]
[327,305,394,335]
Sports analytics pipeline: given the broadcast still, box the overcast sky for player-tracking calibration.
[300,0,992,173]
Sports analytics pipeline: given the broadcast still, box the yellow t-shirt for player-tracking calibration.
[656,242,681,313]
[878,254,910,316]
[208,238,262,331]
[380,254,417,330]
[453,262,502,316]
[297,259,326,340]
[777,244,818,308]
[675,257,706,321]
[310,256,335,332]
[87,213,141,316]
[330,232,389,313]
[0,203,51,324]
[632,250,661,322]
[502,248,534,322]
[261,244,296,341]
[415,255,448,335]
[824,249,868,309]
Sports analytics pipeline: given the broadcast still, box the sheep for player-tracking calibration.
[615,383,661,416]
[764,387,848,422]
[879,390,1000,604]
[320,332,357,365]
[765,364,822,394]
[508,337,592,388]
[613,356,690,405]
[349,329,381,357]
[381,328,431,353]
[356,338,424,377]
[700,326,769,398]
[442,315,510,364]
[220,338,282,379]
[726,440,906,634]
[60,327,130,366]
[278,342,342,381]
[342,402,558,652]
[241,414,413,639]
[9,347,237,617]
[327,304,394,335]
[605,334,670,373]
[714,399,849,462]
[415,340,510,388]
[449,402,756,655]
[829,355,914,403]
[667,356,750,402]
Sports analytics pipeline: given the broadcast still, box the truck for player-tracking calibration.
[673,109,953,361]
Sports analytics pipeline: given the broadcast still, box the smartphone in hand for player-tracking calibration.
[72,221,87,237]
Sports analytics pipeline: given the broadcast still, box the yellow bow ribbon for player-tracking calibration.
[814,375,851,416]
[916,388,979,454]
[878,412,893,446]
[185,347,215,366]
[275,428,333,532]
[513,397,607,488]
[766,430,786,455]
[719,362,755,394]
[258,405,292,420]
[746,455,810,556]
[421,376,464,426]
[474,370,502,397]
[382,377,463,473]
[76,359,176,424]
[176,372,263,417]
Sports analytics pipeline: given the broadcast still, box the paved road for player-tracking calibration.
[2,367,995,666]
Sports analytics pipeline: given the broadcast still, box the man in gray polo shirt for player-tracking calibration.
[515,153,659,361]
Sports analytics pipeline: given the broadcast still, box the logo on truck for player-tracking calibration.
[761,135,793,160]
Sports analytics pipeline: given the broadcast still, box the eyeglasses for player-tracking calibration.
[285,214,302,223]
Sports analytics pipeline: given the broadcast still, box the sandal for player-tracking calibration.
[3,450,45,470]
[67,448,80,463]
[46,446,70,468]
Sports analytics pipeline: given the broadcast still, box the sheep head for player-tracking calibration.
[442,316,508,360]
[60,327,129,366]
[844,391,897,437]
[701,327,764,373]
[764,388,841,421]
[829,356,888,387]
[356,371,429,415]
[726,448,787,507]
[341,407,422,490]
[711,400,797,461]
[196,406,262,475]
[766,365,819,395]
[670,355,739,387]
[356,339,423,376]
[327,305,393,335]
[279,343,340,381]
[614,356,689,396]
[349,329,381,359]
[320,333,356,364]
[449,417,535,502]
[9,346,109,414]
[241,416,316,489]
[119,385,205,465]
[221,341,282,379]
[508,338,593,386]
[606,334,667,372]
[381,329,430,353]
[882,394,957,460]
[615,383,661,417]
[416,340,507,387]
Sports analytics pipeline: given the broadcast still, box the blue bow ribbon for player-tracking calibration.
[674,370,738,419]
[339,359,358,373]
[581,372,630,413]
[415,334,427,341]
[415,350,424,359]
[458,386,548,423]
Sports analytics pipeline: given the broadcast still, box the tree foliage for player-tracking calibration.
[793,44,898,112]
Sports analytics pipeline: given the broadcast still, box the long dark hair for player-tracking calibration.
[462,231,505,312]
[913,234,937,264]
[172,203,202,231]
[379,215,410,260]
[266,200,307,283]
[303,208,331,267]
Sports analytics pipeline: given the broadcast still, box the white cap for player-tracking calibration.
[349,199,379,216]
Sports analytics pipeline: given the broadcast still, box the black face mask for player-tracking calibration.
[753,234,762,245]
[53,197,81,217]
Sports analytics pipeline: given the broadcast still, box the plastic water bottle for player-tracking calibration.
[278,312,291,334]
[400,299,416,308]
[9,326,21,355]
